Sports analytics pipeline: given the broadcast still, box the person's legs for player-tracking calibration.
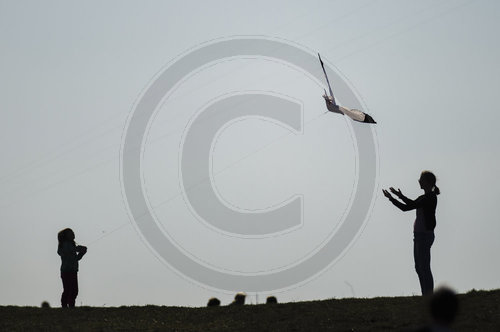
[414,233,435,295]
[68,272,79,307]
[61,272,70,307]
[421,233,435,295]
[413,237,424,293]
[61,272,78,307]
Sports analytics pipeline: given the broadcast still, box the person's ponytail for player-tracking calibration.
[433,185,440,195]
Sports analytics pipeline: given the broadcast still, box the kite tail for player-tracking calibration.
[363,114,377,124]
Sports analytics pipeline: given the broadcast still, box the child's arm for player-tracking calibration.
[76,245,87,260]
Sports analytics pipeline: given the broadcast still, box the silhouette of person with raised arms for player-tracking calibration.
[383,171,440,295]
[57,228,87,308]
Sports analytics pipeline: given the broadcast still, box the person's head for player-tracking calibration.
[419,170,440,195]
[430,287,458,326]
[207,297,221,307]
[232,292,246,305]
[266,296,278,304]
[58,228,75,245]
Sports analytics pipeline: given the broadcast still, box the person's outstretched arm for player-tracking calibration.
[390,187,414,204]
[383,189,423,211]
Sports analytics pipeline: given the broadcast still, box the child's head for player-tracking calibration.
[266,296,278,304]
[207,297,221,307]
[58,228,75,244]
[419,170,440,195]
[232,292,246,305]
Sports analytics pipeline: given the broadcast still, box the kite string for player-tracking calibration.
[2,1,472,223]
[87,110,331,246]
[74,0,478,246]
[0,0,382,189]
[0,59,326,210]
[0,0,440,205]
[331,0,477,63]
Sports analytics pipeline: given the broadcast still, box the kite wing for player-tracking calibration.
[318,53,335,105]
[319,52,376,124]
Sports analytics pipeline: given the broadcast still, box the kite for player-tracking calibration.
[319,53,376,124]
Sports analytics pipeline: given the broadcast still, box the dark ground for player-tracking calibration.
[1,289,499,331]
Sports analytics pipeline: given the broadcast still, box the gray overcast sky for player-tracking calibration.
[1,0,499,307]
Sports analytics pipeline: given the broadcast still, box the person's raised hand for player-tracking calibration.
[382,189,393,199]
[390,187,402,197]
[77,245,87,254]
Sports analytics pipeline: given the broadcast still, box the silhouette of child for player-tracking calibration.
[383,171,440,295]
[57,228,87,308]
